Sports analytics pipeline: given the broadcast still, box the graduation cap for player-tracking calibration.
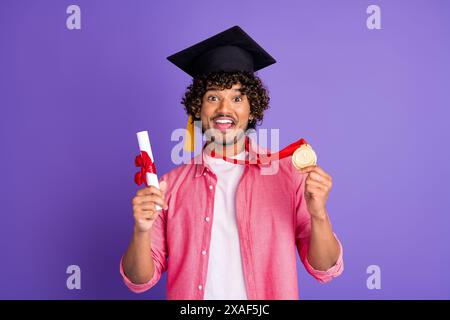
[166,25,276,151]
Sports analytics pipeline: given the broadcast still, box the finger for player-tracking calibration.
[307,171,331,185]
[310,165,332,181]
[301,166,331,181]
[159,181,168,194]
[140,199,168,211]
[138,196,167,209]
[135,211,154,222]
[142,196,166,209]
[138,211,153,220]
[136,186,163,197]
[135,194,164,205]
[133,202,154,213]
[305,178,328,190]
[145,196,168,211]
[140,210,159,220]
[149,211,160,221]
[299,165,317,173]
[158,181,169,208]
[140,202,157,211]
[305,185,326,196]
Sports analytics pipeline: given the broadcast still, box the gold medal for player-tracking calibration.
[292,144,317,170]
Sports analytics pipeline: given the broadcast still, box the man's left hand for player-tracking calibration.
[298,165,333,219]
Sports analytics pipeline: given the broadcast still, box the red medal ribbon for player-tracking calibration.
[209,136,308,165]
[134,151,157,186]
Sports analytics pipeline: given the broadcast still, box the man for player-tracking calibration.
[120,26,343,299]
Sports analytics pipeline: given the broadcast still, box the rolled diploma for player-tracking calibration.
[136,130,161,211]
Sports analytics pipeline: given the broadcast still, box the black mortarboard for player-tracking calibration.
[167,25,276,78]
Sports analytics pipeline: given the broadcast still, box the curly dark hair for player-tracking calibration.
[181,71,270,130]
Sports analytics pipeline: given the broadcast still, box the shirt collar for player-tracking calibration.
[192,137,271,178]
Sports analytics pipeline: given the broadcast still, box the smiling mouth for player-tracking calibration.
[212,116,236,132]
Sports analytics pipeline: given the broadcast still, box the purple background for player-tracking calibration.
[1,0,449,299]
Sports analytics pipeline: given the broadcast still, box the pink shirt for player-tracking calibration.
[120,141,344,299]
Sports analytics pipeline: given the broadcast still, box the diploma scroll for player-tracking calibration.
[136,130,161,211]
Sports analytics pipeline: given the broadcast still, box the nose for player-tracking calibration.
[216,98,233,114]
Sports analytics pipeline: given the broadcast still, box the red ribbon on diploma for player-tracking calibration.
[209,136,308,165]
[134,151,157,186]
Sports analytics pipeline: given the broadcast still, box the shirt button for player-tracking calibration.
[201,250,207,255]
[209,185,213,190]
[203,172,206,176]
[205,216,210,222]
[198,284,203,290]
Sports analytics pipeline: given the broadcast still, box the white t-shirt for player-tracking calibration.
[203,150,248,300]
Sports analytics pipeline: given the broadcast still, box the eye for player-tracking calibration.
[233,96,243,102]
[207,95,219,102]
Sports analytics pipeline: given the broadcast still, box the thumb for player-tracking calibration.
[159,180,168,194]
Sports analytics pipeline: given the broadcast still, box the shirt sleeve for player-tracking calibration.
[119,177,169,293]
[293,169,344,283]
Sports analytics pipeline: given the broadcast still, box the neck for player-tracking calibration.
[205,135,246,158]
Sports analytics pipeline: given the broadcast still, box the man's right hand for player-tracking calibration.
[132,181,168,233]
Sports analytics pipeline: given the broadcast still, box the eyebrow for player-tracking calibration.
[205,87,242,92]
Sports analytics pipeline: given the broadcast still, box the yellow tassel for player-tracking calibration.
[184,114,195,152]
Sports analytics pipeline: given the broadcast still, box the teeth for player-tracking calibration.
[215,119,233,124]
